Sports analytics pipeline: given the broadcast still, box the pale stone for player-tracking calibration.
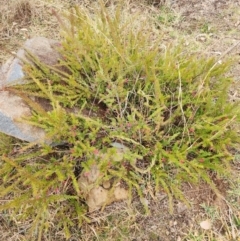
[78,146,129,212]
[21,36,60,66]
[0,36,60,88]
[0,36,60,142]
[200,219,212,230]
[0,91,46,142]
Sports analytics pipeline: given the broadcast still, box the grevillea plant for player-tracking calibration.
[0,1,239,239]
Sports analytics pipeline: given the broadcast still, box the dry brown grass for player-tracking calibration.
[0,0,69,64]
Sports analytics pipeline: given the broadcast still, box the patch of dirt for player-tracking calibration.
[79,176,233,241]
[166,0,240,115]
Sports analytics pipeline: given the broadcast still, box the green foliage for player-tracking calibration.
[200,22,214,34]
[157,6,177,25]
[1,2,240,239]
[0,133,14,155]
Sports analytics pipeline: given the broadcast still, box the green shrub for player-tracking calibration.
[1,2,240,239]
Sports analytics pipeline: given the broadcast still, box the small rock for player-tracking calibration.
[0,57,24,88]
[1,36,60,87]
[102,180,111,189]
[151,225,157,230]
[0,91,46,142]
[177,202,188,213]
[78,146,129,212]
[0,36,61,143]
[200,219,212,230]
[196,34,208,42]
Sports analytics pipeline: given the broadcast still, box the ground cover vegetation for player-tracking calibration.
[0,1,240,240]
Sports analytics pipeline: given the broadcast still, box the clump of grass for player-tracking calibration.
[1,1,240,239]
[0,133,15,155]
[0,0,36,33]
